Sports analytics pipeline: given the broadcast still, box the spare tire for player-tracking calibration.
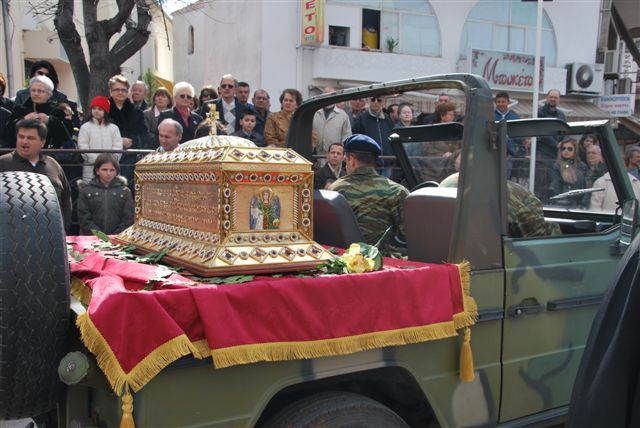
[0,172,70,419]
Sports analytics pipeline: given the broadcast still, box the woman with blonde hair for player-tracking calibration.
[548,138,589,208]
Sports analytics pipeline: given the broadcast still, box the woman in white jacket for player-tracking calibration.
[78,96,123,183]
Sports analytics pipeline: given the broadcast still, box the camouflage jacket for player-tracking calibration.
[508,181,561,238]
[329,167,409,250]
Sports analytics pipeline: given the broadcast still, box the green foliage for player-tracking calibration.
[142,68,159,104]
[385,37,399,53]
[91,229,111,242]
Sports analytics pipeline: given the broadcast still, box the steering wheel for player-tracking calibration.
[411,181,440,191]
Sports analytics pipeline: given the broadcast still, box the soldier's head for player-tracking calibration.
[343,134,381,173]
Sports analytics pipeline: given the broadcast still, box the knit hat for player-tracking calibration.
[90,96,111,114]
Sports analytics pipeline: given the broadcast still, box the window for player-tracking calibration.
[460,0,557,66]
[328,0,440,56]
[187,25,194,55]
[329,26,350,47]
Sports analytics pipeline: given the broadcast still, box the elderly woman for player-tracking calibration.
[143,87,173,149]
[264,88,303,148]
[157,82,204,144]
[7,75,73,149]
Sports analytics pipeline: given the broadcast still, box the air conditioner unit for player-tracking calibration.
[566,63,604,95]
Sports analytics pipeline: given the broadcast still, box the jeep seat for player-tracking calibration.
[313,189,364,248]
[405,186,457,263]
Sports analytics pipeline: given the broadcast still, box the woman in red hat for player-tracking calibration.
[77,96,123,183]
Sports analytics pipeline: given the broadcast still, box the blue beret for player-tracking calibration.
[343,134,382,156]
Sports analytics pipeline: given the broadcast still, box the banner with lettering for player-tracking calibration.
[301,0,325,46]
[470,49,544,92]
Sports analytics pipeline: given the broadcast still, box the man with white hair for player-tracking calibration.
[130,80,149,110]
[157,82,203,144]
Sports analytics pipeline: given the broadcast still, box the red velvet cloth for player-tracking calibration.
[69,236,471,391]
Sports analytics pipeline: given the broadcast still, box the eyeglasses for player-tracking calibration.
[561,147,574,152]
[35,71,50,77]
[220,84,235,89]
[111,88,128,93]
[254,96,268,101]
[178,94,193,99]
[370,97,382,102]
[31,88,48,94]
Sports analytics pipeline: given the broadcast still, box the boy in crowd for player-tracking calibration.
[231,111,264,147]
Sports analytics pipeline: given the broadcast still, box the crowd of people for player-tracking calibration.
[1,61,638,252]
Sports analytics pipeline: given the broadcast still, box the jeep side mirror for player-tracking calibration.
[613,198,638,254]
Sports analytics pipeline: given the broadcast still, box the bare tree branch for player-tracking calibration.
[54,0,90,105]
[110,0,151,66]
[106,0,136,36]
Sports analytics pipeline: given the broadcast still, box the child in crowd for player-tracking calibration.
[77,154,134,235]
[77,96,123,183]
[231,111,264,146]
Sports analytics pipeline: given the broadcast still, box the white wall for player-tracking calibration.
[261,3,300,108]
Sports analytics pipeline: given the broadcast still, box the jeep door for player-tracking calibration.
[499,120,634,422]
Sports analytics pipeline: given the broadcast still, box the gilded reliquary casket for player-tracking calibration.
[115,136,332,275]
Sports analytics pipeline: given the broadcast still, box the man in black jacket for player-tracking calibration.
[199,74,248,134]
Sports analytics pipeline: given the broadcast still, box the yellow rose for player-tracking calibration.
[341,252,375,273]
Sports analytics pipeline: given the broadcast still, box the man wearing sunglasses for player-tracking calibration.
[198,74,249,135]
[352,96,394,176]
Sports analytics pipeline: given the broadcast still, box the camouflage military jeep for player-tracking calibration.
[1,74,637,427]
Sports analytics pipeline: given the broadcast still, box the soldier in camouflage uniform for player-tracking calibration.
[329,134,409,255]
[442,171,560,238]
[508,180,561,237]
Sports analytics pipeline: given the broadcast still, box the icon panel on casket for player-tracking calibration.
[116,135,332,276]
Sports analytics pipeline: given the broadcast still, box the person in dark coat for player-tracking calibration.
[314,142,346,189]
[77,153,134,235]
[13,60,80,128]
[157,81,203,144]
[198,74,248,134]
[6,75,73,150]
[567,231,640,428]
[107,74,148,185]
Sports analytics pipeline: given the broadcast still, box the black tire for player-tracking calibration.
[262,391,409,428]
[0,172,70,419]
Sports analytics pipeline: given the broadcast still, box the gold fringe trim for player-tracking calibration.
[211,320,458,369]
[76,313,198,393]
[70,276,92,305]
[453,261,478,330]
[459,327,475,382]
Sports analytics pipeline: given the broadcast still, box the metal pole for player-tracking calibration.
[528,0,544,193]
[2,0,14,96]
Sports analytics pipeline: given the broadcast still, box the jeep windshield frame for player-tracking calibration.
[288,74,502,269]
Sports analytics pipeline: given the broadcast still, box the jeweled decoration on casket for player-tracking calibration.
[114,134,332,275]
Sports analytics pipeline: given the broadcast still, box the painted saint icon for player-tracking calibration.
[250,187,281,230]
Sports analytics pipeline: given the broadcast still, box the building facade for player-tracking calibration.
[172,0,609,120]
[0,0,174,106]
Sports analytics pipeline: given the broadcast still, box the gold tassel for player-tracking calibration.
[459,327,475,382]
[119,385,135,428]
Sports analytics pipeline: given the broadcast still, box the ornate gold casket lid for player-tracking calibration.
[115,135,333,276]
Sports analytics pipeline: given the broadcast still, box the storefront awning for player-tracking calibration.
[510,99,612,121]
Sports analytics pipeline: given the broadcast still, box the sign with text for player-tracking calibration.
[470,49,544,92]
[300,0,324,46]
[596,94,635,117]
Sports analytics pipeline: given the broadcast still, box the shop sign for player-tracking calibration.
[300,0,324,46]
[470,49,544,92]
[596,94,635,117]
